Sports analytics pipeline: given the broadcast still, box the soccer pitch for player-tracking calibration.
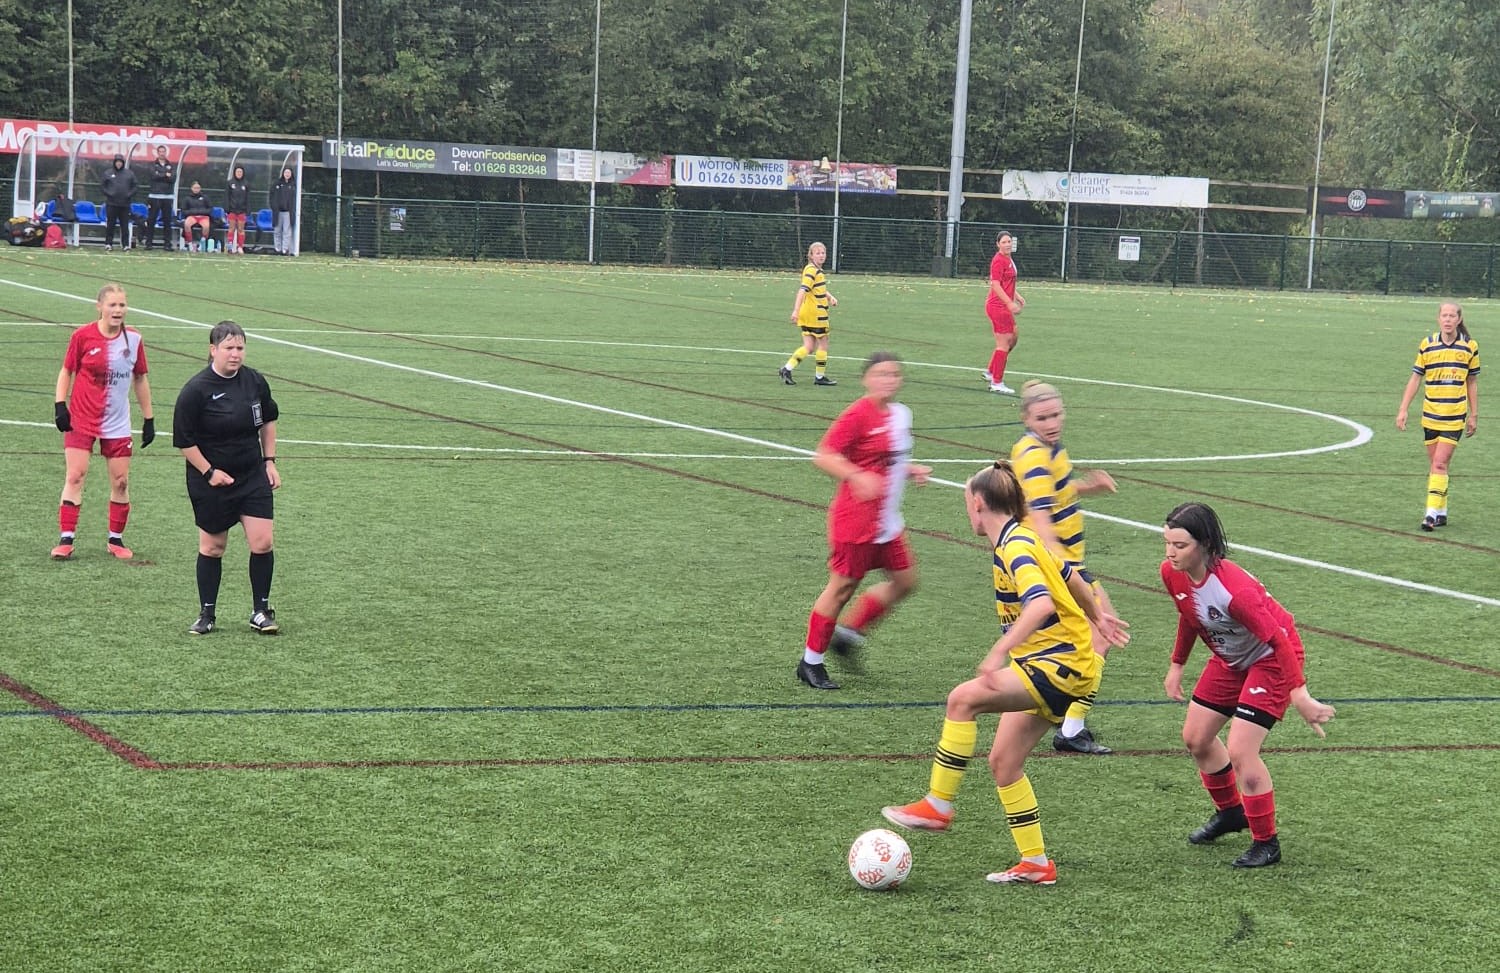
[1,250,1496,972]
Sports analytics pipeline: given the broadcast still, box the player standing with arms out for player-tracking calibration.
[173,321,282,635]
[984,231,1024,394]
[51,283,155,560]
[881,461,1128,885]
[1010,380,1120,755]
[1395,301,1479,531]
[779,242,839,386]
[795,352,930,690]
[1161,502,1335,868]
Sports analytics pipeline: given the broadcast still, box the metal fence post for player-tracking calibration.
[1384,240,1392,295]
[1278,234,1287,290]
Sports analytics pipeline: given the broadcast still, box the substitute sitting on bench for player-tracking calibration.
[181,182,213,251]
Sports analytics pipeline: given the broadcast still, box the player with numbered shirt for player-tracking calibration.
[51,283,155,560]
[881,461,1129,886]
[794,352,929,690]
[1010,380,1119,755]
[779,242,839,386]
[1161,501,1335,869]
[1395,301,1479,531]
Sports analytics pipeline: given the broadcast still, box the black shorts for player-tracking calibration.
[1423,427,1462,444]
[187,467,274,534]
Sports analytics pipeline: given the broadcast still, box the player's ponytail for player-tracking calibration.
[968,461,1028,523]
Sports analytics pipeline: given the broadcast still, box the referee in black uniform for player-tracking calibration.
[173,321,282,635]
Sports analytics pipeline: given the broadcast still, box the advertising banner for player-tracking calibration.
[786,159,898,195]
[1405,190,1499,219]
[556,149,672,185]
[674,155,789,190]
[324,137,556,178]
[1003,170,1209,209]
[1314,187,1407,218]
[1,118,209,160]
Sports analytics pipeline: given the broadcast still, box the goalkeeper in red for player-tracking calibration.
[1161,501,1335,868]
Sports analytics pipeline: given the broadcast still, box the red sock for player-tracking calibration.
[842,592,889,633]
[108,500,130,535]
[1241,790,1277,841]
[989,349,1009,382]
[805,610,837,653]
[1199,764,1241,811]
[59,501,81,536]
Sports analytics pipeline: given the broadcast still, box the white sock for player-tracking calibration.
[1060,717,1086,737]
[802,649,826,665]
[927,795,953,815]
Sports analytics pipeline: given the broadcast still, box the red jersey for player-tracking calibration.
[62,322,148,439]
[820,397,913,544]
[1159,558,1304,683]
[986,252,1017,310]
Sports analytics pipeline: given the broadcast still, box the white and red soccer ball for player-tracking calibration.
[847,828,912,890]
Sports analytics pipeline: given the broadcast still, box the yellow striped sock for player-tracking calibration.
[814,349,828,378]
[786,346,809,369]
[928,719,977,802]
[997,775,1045,860]
[1064,655,1106,723]
[1426,473,1449,513]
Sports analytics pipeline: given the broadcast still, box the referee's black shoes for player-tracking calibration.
[1188,804,1248,845]
[249,608,280,635]
[188,612,216,636]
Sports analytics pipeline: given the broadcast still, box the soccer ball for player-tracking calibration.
[847,828,912,890]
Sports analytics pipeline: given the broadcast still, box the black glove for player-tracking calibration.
[54,401,71,433]
[141,417,155,448]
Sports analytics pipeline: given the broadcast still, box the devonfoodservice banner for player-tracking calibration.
[1003,170,1209,209]
[324,137,556,177]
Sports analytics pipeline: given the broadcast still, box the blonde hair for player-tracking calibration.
[1019,380,1062,414]
[96,282,125,303]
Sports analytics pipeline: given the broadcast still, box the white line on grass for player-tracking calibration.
[2,279,1485,607]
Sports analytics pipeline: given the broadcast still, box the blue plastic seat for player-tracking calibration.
[255,208,274,232]
[131,202,149,219]
[41,199,57,221]
[73,201,104,223]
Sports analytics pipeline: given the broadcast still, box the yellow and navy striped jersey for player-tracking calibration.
[796,262,830,328]
[1413,333,1481,433]
[991,520,1096,673]
[1009,432,1086,565]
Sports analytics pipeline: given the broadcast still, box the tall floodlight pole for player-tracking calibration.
[831,0,848,273]
[1307,0,1337,289]
[1060,0,1086,280]
[943,0,974,267]
[335,0,344,254]
[587,0,602,263]
[66,0,74,126]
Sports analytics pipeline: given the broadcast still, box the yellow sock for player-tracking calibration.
[814,349,828,378]
[928,719,977,802]
[997,775,1045,860]
[1426,473,1449,513]
[785,346,809,370]
[1063,655,1106,725]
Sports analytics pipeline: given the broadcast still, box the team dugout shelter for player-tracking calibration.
[12,134,304,253]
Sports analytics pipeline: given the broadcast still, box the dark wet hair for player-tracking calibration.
[996,230,1012,245]
[862,350,902,374]
[1164,502,1229,568]
[967,460,1028,522]
[209,320,246,347]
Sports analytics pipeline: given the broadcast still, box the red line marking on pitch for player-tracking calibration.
[0,672,163,769]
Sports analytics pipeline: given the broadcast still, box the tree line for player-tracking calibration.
[3,0,1495,238]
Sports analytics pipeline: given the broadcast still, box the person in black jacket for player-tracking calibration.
[100,154,136,251]
[225,165,250,254]
[180,181,213,251]
[269,167,296,255]
[144,144,177,250]
[173,320,282,635]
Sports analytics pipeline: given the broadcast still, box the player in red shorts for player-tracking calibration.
[51,283,155,560]
[983,231,1024,394]
[1160,501,1336,868]
[795,351,930,690]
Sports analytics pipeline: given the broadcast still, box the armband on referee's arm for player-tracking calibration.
[202,466,216,481]
[263,456,276,463]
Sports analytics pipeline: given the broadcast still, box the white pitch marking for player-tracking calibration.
[2,278,1485,607]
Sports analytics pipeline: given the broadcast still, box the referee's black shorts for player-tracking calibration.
[187,467,275,534]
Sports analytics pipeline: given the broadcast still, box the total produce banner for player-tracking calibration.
[1003,170,1210,209]
[324,137,556,177]
[1,118,208,159]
